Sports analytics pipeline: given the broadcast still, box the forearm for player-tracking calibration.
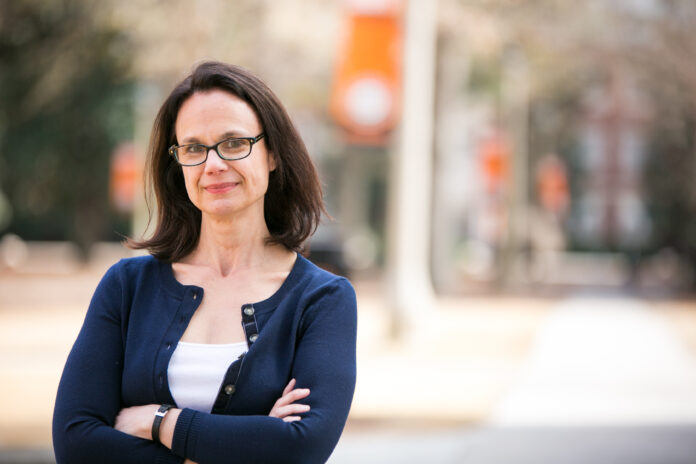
[140,405,327,463]
[52,417,182,464]
[171,409,338,464]
[114,404,329,464]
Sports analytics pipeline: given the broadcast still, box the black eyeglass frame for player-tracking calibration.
[168,133,266,166]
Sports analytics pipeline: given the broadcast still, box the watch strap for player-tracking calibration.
[151,404,174,445]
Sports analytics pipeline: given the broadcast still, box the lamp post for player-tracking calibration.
[386,0,438,338]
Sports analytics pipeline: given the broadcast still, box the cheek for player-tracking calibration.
[238,159,271,186]
[181,169,201,203]
[254,166,272,193]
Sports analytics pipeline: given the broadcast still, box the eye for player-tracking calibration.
[221,139,246,150]
[185,144,206,154]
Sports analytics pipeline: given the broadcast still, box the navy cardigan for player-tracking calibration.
[52,254,357,464]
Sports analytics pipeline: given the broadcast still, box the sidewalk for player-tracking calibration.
[328,291,696,463]
[349,290,553,422]
[489,293,696,425]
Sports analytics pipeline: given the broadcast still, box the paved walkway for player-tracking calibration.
[490,292,696,425]
[328,424,696,464]
[328,292,696,463]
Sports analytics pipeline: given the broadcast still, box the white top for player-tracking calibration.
[168,341,248,413]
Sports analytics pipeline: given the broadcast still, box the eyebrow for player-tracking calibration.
[180,131,249,145]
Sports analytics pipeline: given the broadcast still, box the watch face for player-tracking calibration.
[156,404,173,416]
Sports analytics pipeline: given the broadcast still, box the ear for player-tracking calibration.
[268,152,277,172]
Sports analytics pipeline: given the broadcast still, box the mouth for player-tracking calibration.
[204,182,238,194]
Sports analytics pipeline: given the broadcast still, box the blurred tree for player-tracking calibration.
[631,1,696,283]
[453,0,696,286]
[633,2,696,282]
[0,0,134,254]
[644,101,696,277]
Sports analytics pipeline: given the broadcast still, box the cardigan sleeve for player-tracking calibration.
[171,277,358,464]
[52,262,183,464]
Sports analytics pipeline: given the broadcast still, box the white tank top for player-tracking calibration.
[168,341,248,413]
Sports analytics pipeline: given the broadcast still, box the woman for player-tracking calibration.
[53,61,357,464]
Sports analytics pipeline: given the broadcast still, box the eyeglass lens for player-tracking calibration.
[175,138,251,165]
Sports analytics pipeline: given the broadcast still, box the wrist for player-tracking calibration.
[151,404,175,444]
[158,407,181,450]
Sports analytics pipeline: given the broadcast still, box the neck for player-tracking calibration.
[189,210,278,276]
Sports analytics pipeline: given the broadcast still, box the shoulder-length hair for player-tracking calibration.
[129,61,325,262]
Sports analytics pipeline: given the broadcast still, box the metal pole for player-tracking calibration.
[386,0,438,338]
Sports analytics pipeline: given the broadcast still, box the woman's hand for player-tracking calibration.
[114,404,160,440]
[268,378,310,422]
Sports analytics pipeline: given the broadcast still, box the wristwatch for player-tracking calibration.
[151,404,175,445]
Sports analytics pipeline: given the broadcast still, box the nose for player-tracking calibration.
[203,147,228,173]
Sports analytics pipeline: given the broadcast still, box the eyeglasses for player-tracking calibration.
[168,133,266,166]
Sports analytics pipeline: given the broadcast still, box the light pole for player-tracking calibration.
[386,0,438,338]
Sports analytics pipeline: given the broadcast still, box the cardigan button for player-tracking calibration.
[224,384,236,395]
[243,307,255,316]
[249,334,258,343]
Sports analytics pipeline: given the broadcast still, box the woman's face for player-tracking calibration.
[174,89,275,220]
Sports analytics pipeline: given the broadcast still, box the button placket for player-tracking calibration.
[241,304,260,347]
[211,355,244,414]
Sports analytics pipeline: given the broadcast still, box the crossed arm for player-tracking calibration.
[114,378,311,464]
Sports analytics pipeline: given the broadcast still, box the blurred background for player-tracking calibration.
[1,0,696,462]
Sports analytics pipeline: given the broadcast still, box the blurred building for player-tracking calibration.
[573,68,651,251]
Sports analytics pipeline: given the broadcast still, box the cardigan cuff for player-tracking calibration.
[171,408,200,459]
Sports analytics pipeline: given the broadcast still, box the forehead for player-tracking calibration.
[175,89,260,141]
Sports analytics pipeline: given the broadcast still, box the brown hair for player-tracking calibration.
[129,61,325,261]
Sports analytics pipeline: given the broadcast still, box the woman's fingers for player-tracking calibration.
[282,378,296,396]
[274,387,310,408]
[272,403,311,419]
[268,382,311,419]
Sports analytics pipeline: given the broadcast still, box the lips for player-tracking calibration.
[204,182,238,194]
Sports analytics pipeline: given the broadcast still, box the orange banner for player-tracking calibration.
[330,1,403,143]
